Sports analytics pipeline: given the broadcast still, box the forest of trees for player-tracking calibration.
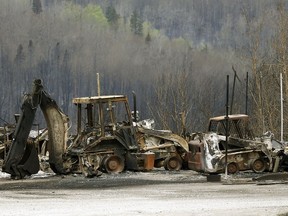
[0,0,288,140]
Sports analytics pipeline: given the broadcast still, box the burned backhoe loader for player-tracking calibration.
[64,95,155,175]
[64,95,189,175]
[186,114,287,174]
[2,79,69,179]
[2,79,189,179]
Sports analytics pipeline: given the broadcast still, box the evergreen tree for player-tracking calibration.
[14,44,25,65]
[130,11,143,36]
[145,32,151,43]
[28,40,34,68]
[105,5,119,26]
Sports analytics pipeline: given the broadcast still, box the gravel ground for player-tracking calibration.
[0,170,288,216]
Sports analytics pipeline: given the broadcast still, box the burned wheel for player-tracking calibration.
[102,155,124,173]
[251,158,266,173]
[164,156,182,171]
[227,162,239,174]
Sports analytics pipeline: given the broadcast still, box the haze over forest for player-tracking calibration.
[1,0,288,138]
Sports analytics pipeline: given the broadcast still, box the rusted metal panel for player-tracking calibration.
[187,140,205,172]
[187,151,204,172]
[143,152,155,171]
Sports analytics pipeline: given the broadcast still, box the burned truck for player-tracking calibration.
[186,114,287,174]
[2,79,188,179]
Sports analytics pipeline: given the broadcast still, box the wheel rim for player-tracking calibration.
[251,159,265,173]
[103,155,124,173]
[227,162,238,174]
[164,156,182,171]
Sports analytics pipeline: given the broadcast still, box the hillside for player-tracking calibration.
[0,0,287,137]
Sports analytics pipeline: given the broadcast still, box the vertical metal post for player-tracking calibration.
[77,104,82,134]
[132,91,137,122]
[280,73,284,142]
[225,75,229,178]
[96,73,100,96]
[259,71,265,133]
[230,72,236,115]
[245,72,249,115]
[87,104,93,127]
[99,101,104,137]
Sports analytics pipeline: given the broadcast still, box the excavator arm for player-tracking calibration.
[2,79,68,179]
[40,89,69,174]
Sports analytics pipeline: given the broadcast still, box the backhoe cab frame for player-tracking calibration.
[65,95,154,176]
[73,95,136,147]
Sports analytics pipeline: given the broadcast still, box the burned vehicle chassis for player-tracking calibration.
[186,115,286,174]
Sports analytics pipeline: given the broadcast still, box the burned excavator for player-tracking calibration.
[2,79,189,179]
